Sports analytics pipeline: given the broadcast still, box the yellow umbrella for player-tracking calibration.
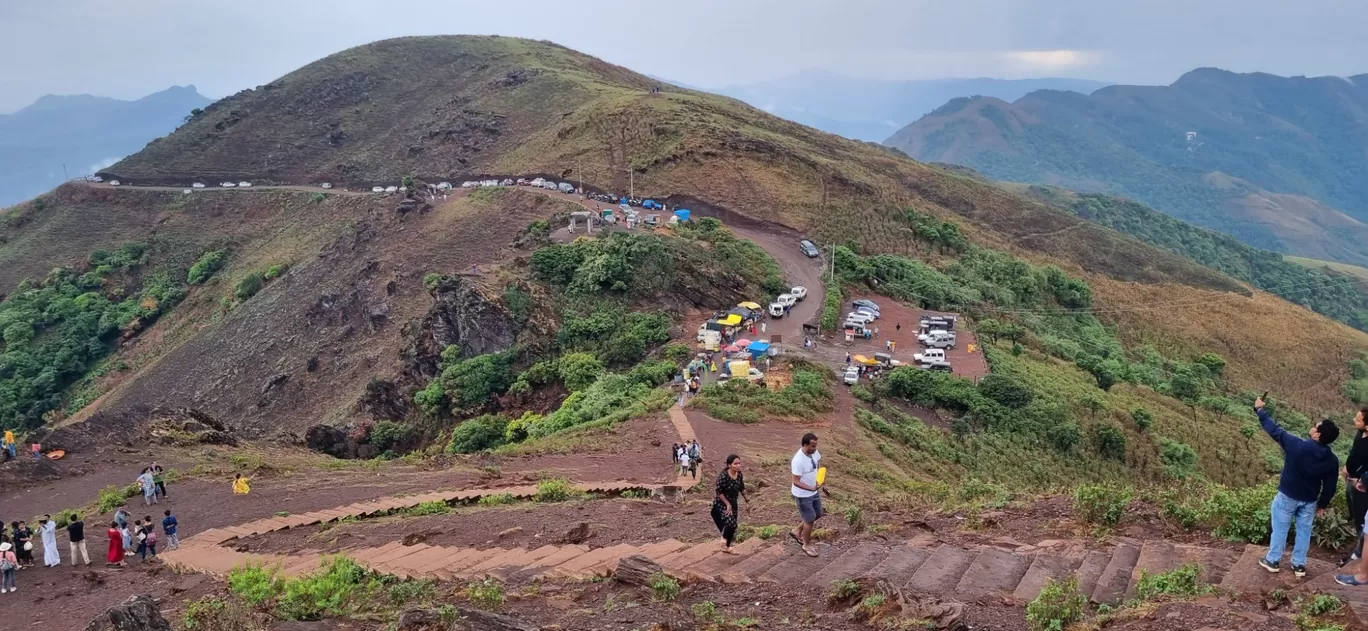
[737,301,762,310]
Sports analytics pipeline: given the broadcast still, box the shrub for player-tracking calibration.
[649,573,680,601]
[405,501,451,516]
[465,578,504,609]
[1074,485,1132,526]
[1092,424,1127,460]
[182,596,262,631]
[1135,563,1211,601]
[1025,576,1087,631]
[828,578,861,603]
[309,192,326,203]
[263,264,288,280]
[691,600,719,622]
[1314,504,1359,550]
[978,374,1035,409]
[478,493,516,506]
[414,381,445,416]
[228,564,281,605]
[558,352,605,391]
[1202,483,1272,543]
[96,483,141,513]
[187,250,228,284]
[1302,593,1343,616]
[1160,439,1200,479]
[446,415,509,454]
[276,556,374,620]
[1131,407,1154,431]
[1046,422,1081,453]
[439,352,515,409]
[235,272,264,300]
[368,420,414,452]
[535,478,579,502]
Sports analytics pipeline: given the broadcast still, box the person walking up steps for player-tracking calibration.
[67,513,89,566]
[162,510,179,550]
[711,455,747,553]
[789,433,825,558]
[1256,395,1339,577]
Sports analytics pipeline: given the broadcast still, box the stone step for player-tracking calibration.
[1299,570,1368,621]
[957,547,1033,599]
[658,541,727,574]
[467,547,528,577]
[1074,550,1111,599]
[549,544,638,580]
[1090,543,1140,605]
[756,544,836,584]
[1123,542,1236,600]
[430,547,484,576]
[1012,552,1082,602]
[1220,544,1286,594]
[369,542,431,566]
[411,547,468,574]
[1122,540,1179,601]
[718,544,789,584]
[679,539,770,582]
[508,545,590,582]
[488,546,562,581]
[584,545,646,578]
[451,548,509,579]
[634,539,691,561]
[804,544,889,588]
[860,544,932,585]
[906,545,977,595]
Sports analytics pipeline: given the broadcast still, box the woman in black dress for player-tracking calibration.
[711,454,747,553]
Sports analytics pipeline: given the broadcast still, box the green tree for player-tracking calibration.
[1093,424,1127,460]
[446,415,509,453]
[557,352,605,391]
[1131,407,1154,431]
[440,352,514,409]
[978,375,1034,409]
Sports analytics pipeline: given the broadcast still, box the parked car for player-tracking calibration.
[321,183,333,189]
[221,182,236,188]
[182,189,193,194]
[541,181,559,190]
[372,186,385,193]
[924,361,953,373]
[90,176,103,183]
[238,181,252,188]
[914,348,947,365]
[854,306,879,320]
[845,312,876,326]
[843,366,860,385]
[799,239,820,258]
[191,182,206,189]
[775,293,797,308]
[853,299,880,313]
[108,180,121,186]
[501,179,515,186]
[530,178,546,187]
[922,332,957,350]
[643,200,664,210]
[461,181,477,188]
[918,327,955,343]
[385,186,399,193]
[789,286,808,301]
[769,303,786,318]
[558,182,575,193]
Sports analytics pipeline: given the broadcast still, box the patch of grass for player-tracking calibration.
[1135,563,1212,601]
[477,493,517,506]
[621,489,651,499]
[228,564,281,606]
[465,578,505,609]
[404,501,452,516]
[1025,576,1087,631]
[649,572,680,601]
[534,478,580,502]
[1301,593,1344,616]
[691,600,720,623]
[828,578,861,603]
[731,618,761,628]
[1074,485,1132,526]
[182,596,265,631]
[96,483,141,513]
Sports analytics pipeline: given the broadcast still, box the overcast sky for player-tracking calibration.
[2,0,1365,112]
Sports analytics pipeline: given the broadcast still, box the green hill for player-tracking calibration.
[886,69,1368,265]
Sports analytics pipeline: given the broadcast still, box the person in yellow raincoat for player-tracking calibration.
[232,474,251,495]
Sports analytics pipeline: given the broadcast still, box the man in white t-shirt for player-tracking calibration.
[789,432,824,557]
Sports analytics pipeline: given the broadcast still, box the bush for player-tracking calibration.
[691,601,719,623]
[1135,563,1211,601]
[96,483,141,513]
[1160,439,1200,479]
[465,578,504,609]
[535,478,579,502]
[1131,407,1153,431]
[309,193,326,203]
[228,564,281,605]
[1074,485,1132,526]
[828,579,861,603]
[650,573,680,601]
[558,352,605,391]
[405,501,451,516]
[1092,424,1127,460]
[368,420,414,452]
[439,352,515,409]
[1302,593,1343,616]
[187,250,228,284]
[263,264,288,280]
[1046,422,1081,453]
[235,272,264,300]
[1025,576,1087,631]
[446,415,509,454]
[182,596,263,631]
[477,493,516,506]
[978,374,1035,409]
[276,556,374,620]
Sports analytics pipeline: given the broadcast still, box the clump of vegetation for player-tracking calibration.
[1025,576,1088,631]
[182,596,264,631]
[368,420,414,452]
[691,364,834,424]
[477,493,516,506]
[828,579,861,603]
[445,415,510,454]
[404,501,451,516]
[649,572,680,601]
[228,564,281,606]
[187,249,228,284]
[534,478,579,502]
[691,600,720,623]
[1135,563,1212,601]
[1074,485,1131,526]
[464,578,504,609]
[1301,594,1343,617]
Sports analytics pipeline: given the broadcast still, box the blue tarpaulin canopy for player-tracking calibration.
[747,342,771,356]
[674,209,691,221]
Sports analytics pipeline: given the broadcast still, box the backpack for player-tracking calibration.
[0,554,14,571]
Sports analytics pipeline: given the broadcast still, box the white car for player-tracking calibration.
[843,366,860,385]
[238,181,252,188]
[845,311,876,325]
[191,182,206,189]
[372,186,385,193]
[385,186,399,193]
[437,182,452,190]
[768,303,785,318]
[321,183,333,189]
[790,286,808,301]
[109,180,121,186]
[219,182,234,188]
[182,189,192,194]
[461,181,477,188]
[530,178,546,187]
[500,179,514,186]
[775,293,797,308]
[90,176,104,183]
[914,348,946,365]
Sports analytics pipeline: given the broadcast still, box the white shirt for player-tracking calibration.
[791,449,822,498]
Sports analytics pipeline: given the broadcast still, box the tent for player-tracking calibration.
[674,209,691,222]
[723,344,741,353]
[748,341,771,357]
[737,301,762,310]
[735,339,753,347]
[719,313,743,326]
[851,355,879,366]
[729,307,754,320]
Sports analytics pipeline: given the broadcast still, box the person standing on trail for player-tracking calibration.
[688,440,703,479]
[1341,408,1368,567]
[137,468,158,505]
[12,521,32,568]
[67,513,89,566]
[760,321,767,334]
[1256,395,1339,578]
[890,341,896,353]
[114,506,130,531]
[162,510,179,550]
[896,323,901,333]
[2,429,14,460]
[845,352,851,365]
[106,521,124,567]
[153,464,168,498]
[0,541,16,593]
[39,515,59,567]
[789,433,825,558]
[712,455,747,554]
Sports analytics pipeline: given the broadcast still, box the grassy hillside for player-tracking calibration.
[2,35,1364,443]
[886,70,1368,265]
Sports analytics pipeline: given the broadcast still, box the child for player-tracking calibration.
[0,541,15,593]
[120,521,133,559]
[162,510,179,550]
[233,473,251,495]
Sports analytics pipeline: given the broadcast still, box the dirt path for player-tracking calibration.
[81,181,370,196]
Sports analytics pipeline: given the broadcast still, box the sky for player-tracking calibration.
[2,0,1366,112]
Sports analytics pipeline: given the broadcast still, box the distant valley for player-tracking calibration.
[0,86,212,207]
[885,69,1368,265]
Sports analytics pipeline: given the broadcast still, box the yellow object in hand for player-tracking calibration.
[815,466,827,486]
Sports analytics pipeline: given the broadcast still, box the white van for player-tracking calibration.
[914,348,946,365]
[769,303,785,318]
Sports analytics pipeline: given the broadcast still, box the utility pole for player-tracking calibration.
[62,162,69,181]
[629,168,634,199]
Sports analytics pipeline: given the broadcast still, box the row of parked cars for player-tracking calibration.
[767,286,808,317]
[913,315,957,372]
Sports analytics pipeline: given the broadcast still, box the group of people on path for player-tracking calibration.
[671,440,703,480]
[706,431,827,559]
[107,506,179,566]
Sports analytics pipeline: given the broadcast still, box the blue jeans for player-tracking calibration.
[1266,491,1316,567]
[2,568,14,590]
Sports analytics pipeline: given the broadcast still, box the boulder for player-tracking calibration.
[83,594,172,631]
[558,522,592,545]
[305,424,350,458]
[614,554,666,587]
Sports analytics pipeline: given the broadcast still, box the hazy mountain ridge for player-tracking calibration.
[885,68,1368,264]
[0,86,212,206]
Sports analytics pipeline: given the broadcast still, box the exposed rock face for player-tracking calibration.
[304,424,350,457]
[358,378,409,421]
[83,594,173,631]
[402,277,516,381]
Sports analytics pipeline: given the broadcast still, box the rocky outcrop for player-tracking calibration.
[398,607,539,631]
[401,277,516,381]
[83,594,173,631]
[305,424,350,458]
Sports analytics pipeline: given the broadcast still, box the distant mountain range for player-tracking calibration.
[706,70,1111,141]
[885,69,1368,265]
[0,86,212,207]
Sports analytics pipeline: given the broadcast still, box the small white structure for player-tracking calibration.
[192,182,206,189]
[321,183,333,189]
[568,211,597,234]
[182,189,193,194]
[1186,131,1198,142]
